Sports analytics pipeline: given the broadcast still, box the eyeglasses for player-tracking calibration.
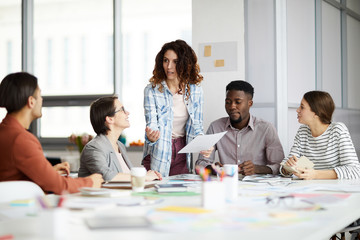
[114,106,126,114]
[266,195,294,207]
[266,195,323,210]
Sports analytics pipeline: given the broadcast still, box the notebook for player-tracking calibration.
[85,216,151,229]
[281,156,314,174]
[155,183,188,193]
[102,181,155,189]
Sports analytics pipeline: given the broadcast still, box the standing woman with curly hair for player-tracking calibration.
[142,40,212,177]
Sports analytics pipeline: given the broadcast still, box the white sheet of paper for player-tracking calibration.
[178,131,227,153]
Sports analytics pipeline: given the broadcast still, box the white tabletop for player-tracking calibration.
[1,177,360,240]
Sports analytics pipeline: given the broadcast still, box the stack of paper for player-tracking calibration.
[155,183,188,193]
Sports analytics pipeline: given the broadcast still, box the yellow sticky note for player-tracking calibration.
[157,206,212,214]
[215,59,225,67]
[10,199,34,206]
[204,45,212,57]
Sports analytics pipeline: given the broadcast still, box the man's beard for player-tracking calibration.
[230,115,242,125]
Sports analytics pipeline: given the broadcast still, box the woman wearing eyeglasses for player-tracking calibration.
[143,40,213,177]
[280,91,360,179]
[79,96,162,182]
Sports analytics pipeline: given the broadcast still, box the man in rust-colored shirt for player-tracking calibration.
[0,72,103,194]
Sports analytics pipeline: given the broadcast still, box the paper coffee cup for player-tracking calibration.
[131,167,146,192]
[60,155,80,172]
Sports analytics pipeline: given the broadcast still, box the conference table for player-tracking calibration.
[1,175,360,240]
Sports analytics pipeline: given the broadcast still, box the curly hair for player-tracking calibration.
[150,39,203,98]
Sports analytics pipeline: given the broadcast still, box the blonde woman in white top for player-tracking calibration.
[79,96,162,182]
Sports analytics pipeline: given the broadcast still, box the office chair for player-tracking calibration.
[0,181,44,203]
[331,220,360,240]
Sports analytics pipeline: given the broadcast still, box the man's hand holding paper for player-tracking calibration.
[178,131,227,154]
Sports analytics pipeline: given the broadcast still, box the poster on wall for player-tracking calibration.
[198,41,238,72]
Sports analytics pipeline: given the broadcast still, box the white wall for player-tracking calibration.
[286,0,316,104]
[193,0,360,159]
[245,0,277,127]
[192,0,245,132]
[286,0,316,153]
[286,0,360,157]
[347,15,360,109]
[333,109,360,157]
[322,1,342,106]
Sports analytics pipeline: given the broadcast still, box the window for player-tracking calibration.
[120,0,192,143]
[0,109,6,122]
[0,0,21,122]
[0,0,22,78]
[33,0,113,140]
[16,0,191,148]
[34,0,114,96]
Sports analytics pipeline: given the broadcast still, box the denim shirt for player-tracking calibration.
[143,81,204,176]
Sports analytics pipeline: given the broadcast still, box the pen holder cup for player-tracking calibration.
[223,164,239,202]
[201,181,225,209]
[39,208,69,239]
[223,176,238,202]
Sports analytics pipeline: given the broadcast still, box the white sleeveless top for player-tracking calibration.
[172,93,189,139]
[115,151,131,173]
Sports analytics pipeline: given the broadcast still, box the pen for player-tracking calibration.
[37,196,48,209]
[57,195,65,208]
[211,164,225,181]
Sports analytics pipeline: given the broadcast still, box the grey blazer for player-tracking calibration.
[78,134,133,181]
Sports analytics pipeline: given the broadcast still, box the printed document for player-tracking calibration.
[178,131,227,153]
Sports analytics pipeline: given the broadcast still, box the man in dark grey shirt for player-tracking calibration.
[196,80,284,175]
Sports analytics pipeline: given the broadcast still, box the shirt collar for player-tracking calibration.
[161,80,189,96]
[3,114,25,130]
[161,81,172,94]
[225,114,255,131]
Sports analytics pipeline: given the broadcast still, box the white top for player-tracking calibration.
[281,122,360,179]
[171,93,189,139]
[115,151,131,174]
